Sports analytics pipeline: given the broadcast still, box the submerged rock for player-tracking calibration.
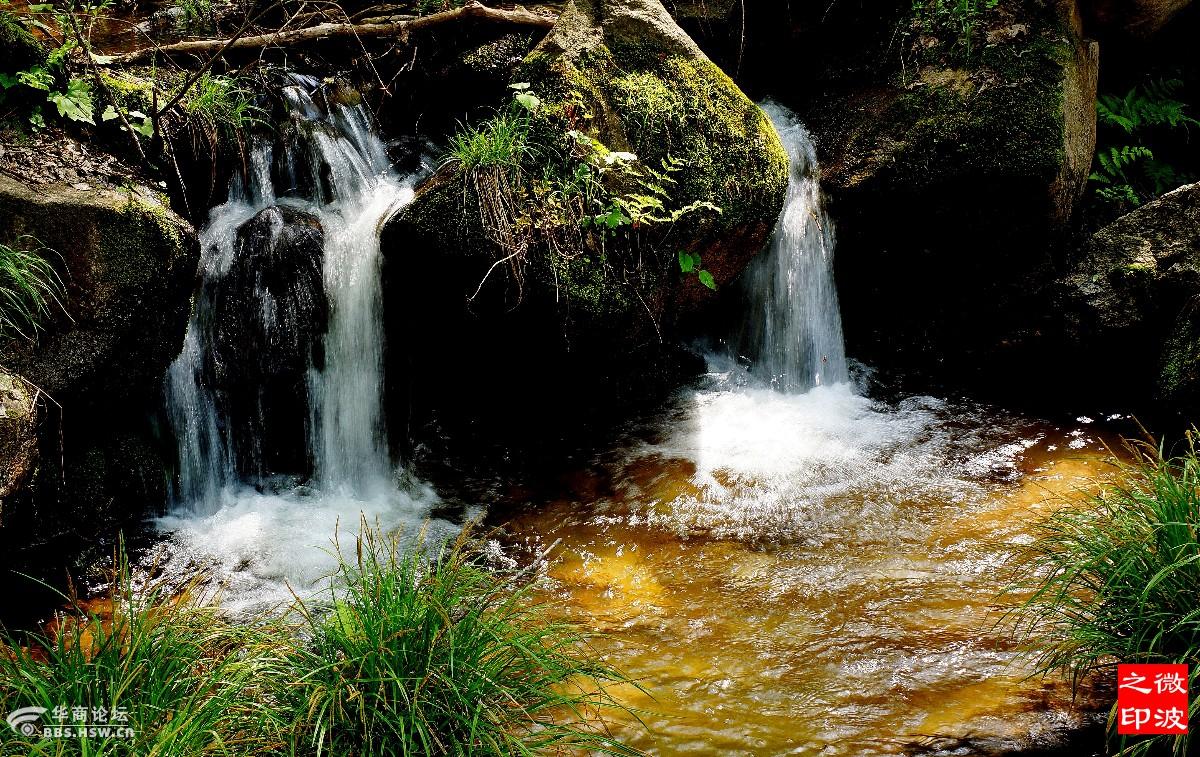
[0,175,197,562]
[210,204,326,478]
[1057,182,1200,417]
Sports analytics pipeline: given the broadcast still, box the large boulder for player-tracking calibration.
[382,0,786,437]
[788,0,1099,390]
[0,176,197,562]
[1056,182,1200,418]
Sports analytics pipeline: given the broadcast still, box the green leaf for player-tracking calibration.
[17,66,53,91]
[101,104,118,121]
[508,82,531,90]
[678,249,694,273]
[28,106,45,130]
[0,73,17,90]
[514,91,540,112]
[27,3,54,11]
[130,116,154,137]
[47,78,95,124]
[697,270,716,290]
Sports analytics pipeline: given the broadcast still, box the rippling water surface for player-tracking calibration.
[492,367,1116,756]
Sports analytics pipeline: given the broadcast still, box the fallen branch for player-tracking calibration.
[107,2,557,65]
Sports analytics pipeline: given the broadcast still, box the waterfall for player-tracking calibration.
[734,102,848,392]
[165,75,413,511]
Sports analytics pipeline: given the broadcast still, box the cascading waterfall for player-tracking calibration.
[733,102,848,392]
[159,76,446,613]
[166,75,411,509]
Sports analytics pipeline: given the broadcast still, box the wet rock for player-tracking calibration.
[790,0,1099,390]
[383,0,784,435]
[0,175,197,564]
[0,369,38,523]
[209,205,326,478]
[1056,182,1200,416]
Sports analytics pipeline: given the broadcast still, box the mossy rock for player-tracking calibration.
[0,368,38,523]
[387,0,787,353]
[0,175,197,559]
[0,11,46,74]
[1056,182,1200,417]
[812,7,1097,222]
[0,176,197,402]
[784,0,1100,387]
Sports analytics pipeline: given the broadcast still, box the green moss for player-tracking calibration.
[0,12,44,73]
[1158,314,1200,403]
[99,70,158,114]
[522,46,788,236]
[865,33,1070,190]
[403,12,788,336]
[461,34,535,75]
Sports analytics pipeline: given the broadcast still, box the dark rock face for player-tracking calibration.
[0,176,197,564]
[209,205,326,479]
[786,2,1097,393]
[1057,182,1200,417]
[1086,0,1192,37]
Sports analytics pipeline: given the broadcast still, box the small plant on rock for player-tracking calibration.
[0,236,69,343]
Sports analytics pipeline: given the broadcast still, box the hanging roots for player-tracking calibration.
[467,166,530,304]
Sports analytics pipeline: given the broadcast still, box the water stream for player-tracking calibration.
[159,76,450,613]
[154,92,1111,751]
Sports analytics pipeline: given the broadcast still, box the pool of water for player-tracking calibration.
[486,369,1119,756]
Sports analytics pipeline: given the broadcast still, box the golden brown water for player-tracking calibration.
[494,380,1118,756]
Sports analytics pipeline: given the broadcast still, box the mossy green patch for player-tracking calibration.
[0,12,45,74]
[1159,315,1200,403]
[869,34,1071,190]
[99,70,159,114]
[523,46,788,236]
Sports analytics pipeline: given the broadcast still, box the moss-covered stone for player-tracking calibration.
[814,12,1096,221]
[0,174,197,559]
[0,368,38,524]
[1056,181,1200,416]
[784,0,1100,387]
[0,11,45,74]
[388,0,787,353]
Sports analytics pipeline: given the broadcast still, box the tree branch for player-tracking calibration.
[106,2,557,66]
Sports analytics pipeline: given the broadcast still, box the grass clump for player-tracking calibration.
[0,526,643,756]
[182,73,260,136]
[0,235,68,343]
[0,554,294,756]
[444,100,532,172]
[291,525,641,756]
[1008,437,1200,756]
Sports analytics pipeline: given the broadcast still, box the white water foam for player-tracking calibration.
[158,76,449,613]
